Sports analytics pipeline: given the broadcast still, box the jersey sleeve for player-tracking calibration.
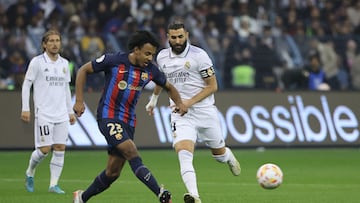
[151,65,167,87]
[91,54,116,73]
[22,58,38,111]
[24,58,39,81]
[198,50,215,78]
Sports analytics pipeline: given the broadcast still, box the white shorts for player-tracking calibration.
[34,117,69,148]
[171,105,225,149]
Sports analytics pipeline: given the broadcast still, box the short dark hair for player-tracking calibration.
[127,30,160,51]
[167,19,186,32]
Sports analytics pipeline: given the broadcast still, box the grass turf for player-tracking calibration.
[0,148,359,203]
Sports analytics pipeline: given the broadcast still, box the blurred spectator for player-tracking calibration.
[252,26,283,89]
[1,49,28,89]
[309,38,340,90]
[346,39,360,90]
[80,17,105,91]
[304,51,329,91]
[224,47,255,89]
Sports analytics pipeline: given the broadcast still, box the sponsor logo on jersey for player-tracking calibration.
[118,80,127,90]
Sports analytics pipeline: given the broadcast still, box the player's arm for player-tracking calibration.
[20,60,37,123]
[186,67,217,107]
[65,82,76,125]
[20,78,33,123]
[73,62,94,117]
[163,81,187,116]
[145,85,163,115]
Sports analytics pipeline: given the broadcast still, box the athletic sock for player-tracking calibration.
[82,170,117,202]
[178,150,199,197]
[26,149,47,177]
[212,147,231,163]
[49,150,65,187]
[129,156,160,195]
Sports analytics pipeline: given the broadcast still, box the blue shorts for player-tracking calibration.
[97,118,135,156]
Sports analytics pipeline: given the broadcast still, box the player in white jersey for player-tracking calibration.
[21,29,76,194]
[145,20,241,203]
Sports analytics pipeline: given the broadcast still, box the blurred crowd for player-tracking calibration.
[1,0,360,91]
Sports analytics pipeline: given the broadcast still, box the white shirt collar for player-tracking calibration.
[43,52,60,63]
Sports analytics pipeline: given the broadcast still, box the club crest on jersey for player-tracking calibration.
[184,61,191,69]
[96,55,105,63]
[62,67,67,74]
[141,72,148,81]
[118,80,127,90]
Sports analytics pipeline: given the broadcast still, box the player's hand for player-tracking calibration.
[73,101,85,117]
[20,111,31,123]
[172,103,188,116]
[69,114,76,125]
[145,93,159,116]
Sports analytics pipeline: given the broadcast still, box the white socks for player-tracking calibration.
[26,149,47,177]
[50,151,65,187]
[212,147,233,163]
[178,150,199,198]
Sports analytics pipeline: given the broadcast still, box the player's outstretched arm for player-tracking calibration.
[73,62,94,117]
[163,81,187,116]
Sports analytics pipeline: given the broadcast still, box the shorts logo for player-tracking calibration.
[115,133,123,140]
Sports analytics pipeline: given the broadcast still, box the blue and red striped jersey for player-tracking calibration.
[91,52,166,127]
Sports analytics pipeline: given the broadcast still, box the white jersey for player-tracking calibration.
[22,52,71,122]
[157,43,215,107]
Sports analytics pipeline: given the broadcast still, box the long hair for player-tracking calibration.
[41,29,61,52]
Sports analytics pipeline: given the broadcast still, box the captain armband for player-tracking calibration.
[200,67,215,78]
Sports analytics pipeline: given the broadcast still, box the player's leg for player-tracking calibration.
[172,111,200,201]
[48,121,69,194]
[197,106,241,176]
[25,118,52,192]
[118,139,171,202]
[78,153,125,202]
[175,140,201,202]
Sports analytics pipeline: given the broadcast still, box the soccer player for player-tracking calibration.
[72,30,187,203]
[21,29,76,194]
[145,20,241,203]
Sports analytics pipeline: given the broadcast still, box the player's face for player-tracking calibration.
[43,34,61,55]
[168,28,188,55]
[134,43,157,67]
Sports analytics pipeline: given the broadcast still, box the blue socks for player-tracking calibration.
[129,156,160,195]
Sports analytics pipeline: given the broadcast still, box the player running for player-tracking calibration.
[72,30,187,203]
[146,19,241,203]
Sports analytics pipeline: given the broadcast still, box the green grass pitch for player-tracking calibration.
[0,148,359,203]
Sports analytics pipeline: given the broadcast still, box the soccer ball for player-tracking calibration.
[256,163,283,189]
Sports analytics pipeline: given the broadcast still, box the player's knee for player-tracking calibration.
[38,146,51,155]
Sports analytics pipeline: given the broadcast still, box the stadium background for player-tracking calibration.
[0,0,360,149]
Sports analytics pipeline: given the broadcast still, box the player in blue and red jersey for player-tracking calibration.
[72,30,187,203]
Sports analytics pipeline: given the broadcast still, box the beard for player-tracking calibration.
[170,40,187,55]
